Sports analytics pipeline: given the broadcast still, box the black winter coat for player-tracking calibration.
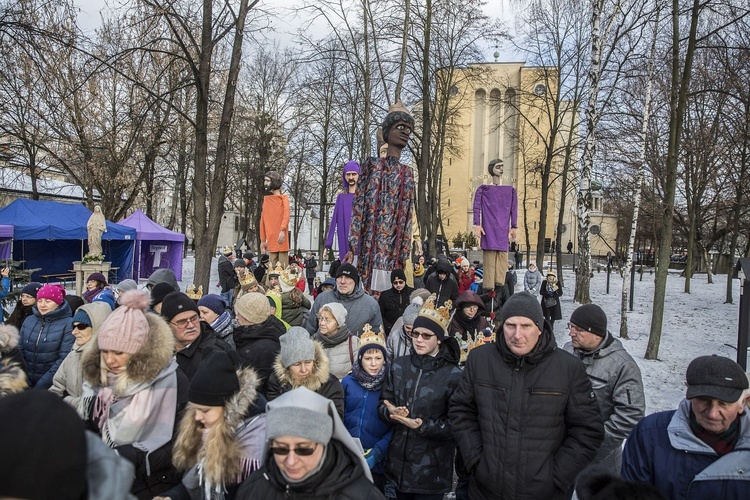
[540,279,563,321]
[449,324,604,500]
[218,255,238,293]
[378,339,462,495]
[378,284,414,334]
[234,316,285,394]
[236,439,384,500]
[175,323,232,381]
[425,262,459,307]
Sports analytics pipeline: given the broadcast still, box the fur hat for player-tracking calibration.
[36,284,66,306]
[320,302,347,329]
[160,291,200,321]
[188,350,240,406]
[279,327,315,368]
[412,294,452,340]
[21,282,42,297]
[358,324,387,359]
[97,290,151,354]
[500,292,545,332]
[0,391,87,500]
[570,304,608,337]
[86,272,107,285]
[235,292,271,325]
[197,294,227,316]
[336,263,360,287]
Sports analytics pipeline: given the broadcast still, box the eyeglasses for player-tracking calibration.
[567,323,585,333]
[73,323,90,330]
[410,330,436,340]
[171,314,200,328]
[317,316,335,324]
[393,280,405,285]
[395,123,412,133]
[270,442,319,456]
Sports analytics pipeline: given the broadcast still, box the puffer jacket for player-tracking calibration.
[305,284,382,337]
[235,439,384,500]
[50,302,112,413]
[622,399,750,500]
[266,341,345,419]
[233,316,285,395]
[523,268,542,293]
[378,284,414,334]
[425,262,459,307]
[378,338,462,495]
[342,374,392,475]
[19,300,74,389]
[280,289,311,327]
[563,332,645,469]
[449,323,604,500]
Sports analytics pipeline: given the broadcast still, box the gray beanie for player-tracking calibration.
[320,302,347,328]
[499,292,545,331]
[402,303,421,326]
[279,327,315,368]
[266,388,334,446]
[116,279,138,293]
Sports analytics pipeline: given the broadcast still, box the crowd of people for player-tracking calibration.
[0,249,749,500]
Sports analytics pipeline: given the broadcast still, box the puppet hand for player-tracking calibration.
[277,231,285,244]
[474,226,485,238]
[509,227,517,240]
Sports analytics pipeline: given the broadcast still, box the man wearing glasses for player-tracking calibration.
[161,291,231,380]
[563,303,645,473]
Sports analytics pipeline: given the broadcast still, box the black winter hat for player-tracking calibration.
[499,292,544,332]
[336,263,360,286]
[0,390,87,500]
[391,269,407,284]
[243,252,255,260]
[260,254,270,264]
[188,350,241,406]
[569,304,608,337]
[161,291,200,321]
[151,282,175,307]
[686,355,749,403]
[21,281,43,297]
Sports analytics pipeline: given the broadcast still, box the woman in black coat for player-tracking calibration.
[540,270,563,331]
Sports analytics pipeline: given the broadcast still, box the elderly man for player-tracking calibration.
[563,304,645,473]
[450,292,603,499]
[305,264,382,337]
[622,355,750,499]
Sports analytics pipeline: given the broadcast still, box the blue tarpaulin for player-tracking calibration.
[0,199,135,283]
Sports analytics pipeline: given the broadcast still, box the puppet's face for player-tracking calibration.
[264,176,271,191]
[388,121,412,148]
[491,161,504,177]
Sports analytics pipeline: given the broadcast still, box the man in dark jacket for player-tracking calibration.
[161,292,231,380]
[217,247,239,306]
[379,296,462,498]
[233,292,284,395]
[253,254,270,285]
[303,251,317,295]
[425,261,458,307]
[378,269,414,335]
[622,355,750,500]
[450,292,604,500]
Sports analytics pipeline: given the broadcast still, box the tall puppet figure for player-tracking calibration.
[346,103,415,293]
[260,171,290,267]
[324,161,360,260]
[473,159,517,295]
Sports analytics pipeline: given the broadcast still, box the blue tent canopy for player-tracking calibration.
[0,199,135,282]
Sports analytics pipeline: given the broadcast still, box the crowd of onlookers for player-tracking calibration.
[0,248,749,500]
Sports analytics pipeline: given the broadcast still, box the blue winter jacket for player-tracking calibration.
[622,398,750,500]
[0,276,10,299]
[19,300,74,389]
[341,373,392,475]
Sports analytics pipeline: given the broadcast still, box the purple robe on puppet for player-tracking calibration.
[473,185,517,251]
[325,161,360,260]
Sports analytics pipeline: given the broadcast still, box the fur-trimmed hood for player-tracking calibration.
[173,366,266,488]
[273,340,331,392]
[81,312,175,388]
[0,324,19,354]
[0,358,27,397]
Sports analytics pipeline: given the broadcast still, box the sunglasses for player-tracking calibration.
[73,323,90,330]
[410,330,436,340]
[392,280,405,285]
[270,443,319,456]
[171,314,200,328]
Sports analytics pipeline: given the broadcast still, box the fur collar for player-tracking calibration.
[173,366,263,485]
[0,325,19,353]
[272,340,331,392]
[81,312,175,388]
[0,359,27,396]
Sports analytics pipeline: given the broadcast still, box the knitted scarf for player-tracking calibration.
[83,286,103,303]
[88,359,179,474]
[351,357,388,391]
[314,327,351,347]
[211,312,233,338]
[413,264,425,278]
[689,407,740,456]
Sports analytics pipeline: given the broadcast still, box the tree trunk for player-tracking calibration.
[646,0,701,360]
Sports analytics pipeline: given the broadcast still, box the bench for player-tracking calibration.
[39,273,76,288]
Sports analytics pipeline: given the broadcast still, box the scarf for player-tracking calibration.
[453,309,482,339]
[689,407,740,456]
[88,359,179,474]
[314,327,351,347]
[413,264,425,277]
[83,286,102,303]
[351,357,388,391]
[211,311,233,337]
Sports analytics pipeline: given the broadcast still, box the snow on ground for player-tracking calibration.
[177,255,743,415]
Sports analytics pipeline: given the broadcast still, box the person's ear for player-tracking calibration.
[740,391,750,413]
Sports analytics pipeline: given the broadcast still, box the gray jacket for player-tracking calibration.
[563,333,645,469]
[305,285,382,337]
[386,325,412,362]
[524,269,542,293]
